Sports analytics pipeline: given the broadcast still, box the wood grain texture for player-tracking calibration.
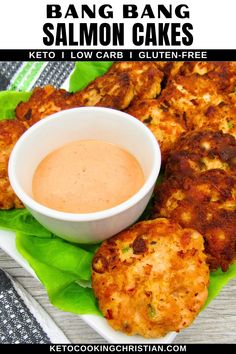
[0,249,236,344]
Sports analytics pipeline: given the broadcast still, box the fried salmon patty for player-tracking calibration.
[92,218,209,338]
[153,170,236,271]
[110,62,164,100]
[191,99,236,138]
[73,71,134,110]
[160,63,236,131]
[159,74,226,130]
[68,62,164,110]
[16,73,133,125]
[16,85,78,126]
[166,130,236,178]
[16,74,134,125]
[0,120,27,209]
[127,99,187,163]
[168,62,236,93]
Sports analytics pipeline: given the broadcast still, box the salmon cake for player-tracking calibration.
[153,170,236,271]
[159,73,227,130]
[0,120,27,209]
[167,62,236,90]
[161,63,236,129]
[192,99,236,138]
[127,99,187,163]
[73,71,134,110]
[75,62,164,110]
[166,130,236,178]
[110,62,164,100]
[172,62,236,93]
[16,85,78,126]
[16,74,134,124]
[92,218,209,338]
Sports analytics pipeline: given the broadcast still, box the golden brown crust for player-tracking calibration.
[110,62,164,100]
[166,130,236,178]
[170,62,222,77]
[168,62,236,92]
[158,62,236,133]
[16,85,78,126]
[127,99,187,163]
[0,120,27,209]
[154,62,169,71]
[153,170,236,271]
[159,73,226,130]
[92,218,209,338]
[73,71,134,110]
[192,99,236,138]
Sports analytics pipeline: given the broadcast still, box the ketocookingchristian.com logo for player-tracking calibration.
[49,344,187,352]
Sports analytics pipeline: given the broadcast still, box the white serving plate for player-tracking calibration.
[0,229,176,343]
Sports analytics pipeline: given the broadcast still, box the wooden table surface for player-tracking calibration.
[0,248,235,344]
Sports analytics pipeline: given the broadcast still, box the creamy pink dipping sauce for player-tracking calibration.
[32,140,145,213]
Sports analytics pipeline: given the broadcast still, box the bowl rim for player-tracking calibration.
[9,107,161,222]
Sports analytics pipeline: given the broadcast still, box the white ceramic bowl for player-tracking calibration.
[9,107,161,244]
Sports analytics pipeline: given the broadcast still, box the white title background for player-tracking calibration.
[0,0,235,49]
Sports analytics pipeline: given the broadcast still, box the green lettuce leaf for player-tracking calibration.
[0,209,52,238]
[16,232,101,315]
[0,91,31,120]
[69,61,113,92]
[206,262,236,307]
[16,232,93,280]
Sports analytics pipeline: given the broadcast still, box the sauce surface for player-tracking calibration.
[32,140,144,213]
